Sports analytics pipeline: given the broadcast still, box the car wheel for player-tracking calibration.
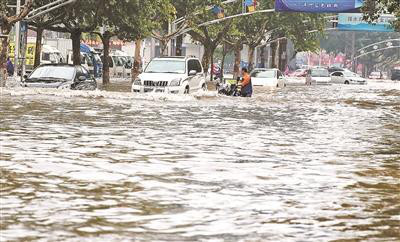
[184,86,190,94]
[344,80,350,84]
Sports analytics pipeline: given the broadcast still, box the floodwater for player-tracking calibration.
[1,81,399,241]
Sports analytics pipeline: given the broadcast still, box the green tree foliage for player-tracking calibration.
[362,0,400,31]
[185,0,235,76]
[221,0,325,73]
[94,0,174,84]
[321,31,400,74]
[0,0,33,81]
[27,0,65,67]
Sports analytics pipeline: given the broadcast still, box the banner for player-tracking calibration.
[338,13,395,32]
[275,0,364,13]
[8,42,36,66]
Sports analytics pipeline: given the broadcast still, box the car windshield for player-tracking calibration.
[145,60,185,74]
[29,66,75,81]
[311,69,329,77]
[255,71,276,78]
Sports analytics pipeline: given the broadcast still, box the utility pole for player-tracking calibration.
[14,0,21,79]
[351,32,356,72]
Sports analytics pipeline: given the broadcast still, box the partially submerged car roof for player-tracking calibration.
[40,63,77,67]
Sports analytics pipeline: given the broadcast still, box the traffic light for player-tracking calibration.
[212,5,225,19]
[243,0,258,13]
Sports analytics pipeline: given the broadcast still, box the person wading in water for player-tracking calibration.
[240,67,252,97]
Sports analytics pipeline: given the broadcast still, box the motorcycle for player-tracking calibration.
[216,78,242,96]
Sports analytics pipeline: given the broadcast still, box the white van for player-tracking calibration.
[101,54,132,78]
[25,45,65,74]
[41,45,64,64]
[67,51,93,74]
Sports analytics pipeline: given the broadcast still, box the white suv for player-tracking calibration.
[131,56,207,94]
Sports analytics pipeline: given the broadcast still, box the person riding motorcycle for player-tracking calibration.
[240,67,252,97]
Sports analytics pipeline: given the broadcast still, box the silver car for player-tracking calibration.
[331,71,367,85]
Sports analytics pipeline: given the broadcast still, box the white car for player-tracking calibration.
[368,71,383,79]
[331,71,367,85]
[305,68,331,85]
[250,68,286,87]
[132,57,207,94]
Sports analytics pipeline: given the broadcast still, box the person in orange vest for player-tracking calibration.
[240,67,252,97]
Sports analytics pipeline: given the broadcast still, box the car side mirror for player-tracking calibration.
[189,70,197,76]
[78,76,87,82]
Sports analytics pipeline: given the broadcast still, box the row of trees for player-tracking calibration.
[320,31,400,75]
[1,0,399,83]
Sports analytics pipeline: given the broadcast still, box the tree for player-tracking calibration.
[321,31,400,75]
[93,0,174,84]
[151,0,186,57]
[0,0,33,81]
[362,0,400,31]
[27,0,65,68]
[186,0,235,79]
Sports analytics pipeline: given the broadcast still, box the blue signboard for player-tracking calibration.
[338,13,395,32]
[275,0,364,13]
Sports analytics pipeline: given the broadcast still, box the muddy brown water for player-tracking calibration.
[1,81,399,241]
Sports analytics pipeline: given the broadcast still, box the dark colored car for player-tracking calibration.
[21,64,97,90]
[391,69,400,81]
[328,66,345,73]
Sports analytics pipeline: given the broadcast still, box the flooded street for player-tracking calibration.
[1,82,399,241]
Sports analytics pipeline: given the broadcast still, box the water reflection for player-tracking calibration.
[0,82,399,241]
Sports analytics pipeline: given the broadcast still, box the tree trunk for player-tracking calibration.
[202,46,211,78]
[279,39,287,71]
[132,39,142,81]
[210,46,215,82]
[71,30,82,65]
[233,44,242,80]
[101,33,111,85]
[34,28,43,68]
[221,43,228,81]
[248,45,256,72]
[160,39,168,57]
[1,25,12,85]
[175,35,183,56]
[275,40,281,70]
[0,36,9,86]
[270,42,277,68]
[260,46,266,68]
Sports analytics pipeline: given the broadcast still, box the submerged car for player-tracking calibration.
[132,56,207,94]
[290,68,307,77]
[305,68,331,85]
[368,71,383,80]
[251,68,286,87]
[21,64,97,90]
[391,68,400,81]
[331,71,367,85]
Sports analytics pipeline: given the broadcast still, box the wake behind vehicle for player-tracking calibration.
[131,56,207,94]
[21,64,97,90]
[331,71,367,85]
[305,68,331,85]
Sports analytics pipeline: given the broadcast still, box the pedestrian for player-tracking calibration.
[6,57,14,76]
[240,67,252,97]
